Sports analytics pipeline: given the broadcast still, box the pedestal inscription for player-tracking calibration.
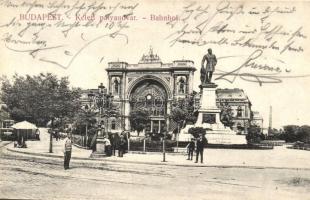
[202,114,216,124]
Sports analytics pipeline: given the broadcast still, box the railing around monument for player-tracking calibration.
[72,133,274,152]
[130,140,178,152]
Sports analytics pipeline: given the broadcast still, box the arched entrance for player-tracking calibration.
[129,79,168,134]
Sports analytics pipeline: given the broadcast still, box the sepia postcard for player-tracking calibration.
[0,0,309,199]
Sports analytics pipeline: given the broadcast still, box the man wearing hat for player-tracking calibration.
[195,133,207,164]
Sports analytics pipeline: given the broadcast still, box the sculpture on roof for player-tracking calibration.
[139,47,161,63]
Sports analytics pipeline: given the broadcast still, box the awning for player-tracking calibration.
[11,121,37,130]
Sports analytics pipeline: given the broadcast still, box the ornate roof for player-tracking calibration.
[139,47,162,64]
[252,111,263,119]
[216,88,248,100]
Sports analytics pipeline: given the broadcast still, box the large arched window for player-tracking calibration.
[129,79,168,117]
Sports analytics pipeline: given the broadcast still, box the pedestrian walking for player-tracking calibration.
[63,134,72,170]
[186,138,195,160]
[195,133,207,163]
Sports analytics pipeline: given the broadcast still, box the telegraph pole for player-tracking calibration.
[268,106,272,135]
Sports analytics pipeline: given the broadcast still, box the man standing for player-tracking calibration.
[201,48,217,84]
[63,134,72,170]
[186,138,195,160]
[118,135,126,157]
[110,133,119,156]
[195,133,207,164]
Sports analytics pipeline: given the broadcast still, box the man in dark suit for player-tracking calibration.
[187,138,195,160]
[118,135,126,157]
[110,133,120,156]
[201,48,217,84]
[195,133,207,163]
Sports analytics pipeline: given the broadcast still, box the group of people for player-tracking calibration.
[63,132,207,170]
[186,133,208,163]
[63,132,128,170]
[102,133,127,157]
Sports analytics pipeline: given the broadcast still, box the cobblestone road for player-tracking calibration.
[1,143,309,200]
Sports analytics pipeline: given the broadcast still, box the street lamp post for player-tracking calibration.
[105,93,114,136]
[85,92,95,148]
[49,81,59,153]
[91,84,116,157]
[93,84,107,156]
[162,111,168,162]
[162,127,166,162]
[49,118,54,153]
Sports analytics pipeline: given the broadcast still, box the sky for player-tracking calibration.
[0,0,310,129]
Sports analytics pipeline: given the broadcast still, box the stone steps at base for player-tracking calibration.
[172,147,187,153]
[90,153,108,158]
[179,133,247,145]
[206,134,247,144]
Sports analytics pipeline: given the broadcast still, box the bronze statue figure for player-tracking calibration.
[201,48,217,84]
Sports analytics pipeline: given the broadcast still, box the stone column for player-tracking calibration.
[166,100,171,131]
[158,120,161,133]
[124,99,130,130]
[173,75,177,96]
[166,118,170,132]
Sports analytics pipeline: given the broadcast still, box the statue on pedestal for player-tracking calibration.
[201,48,217,84]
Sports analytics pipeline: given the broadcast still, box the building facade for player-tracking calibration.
[106,49,196,135]
[216,89,252,134]
[251,111,264,133]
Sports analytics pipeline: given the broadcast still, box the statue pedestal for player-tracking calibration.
[90,137,108,158]
[179,83,247,145]
[196,83,221,126]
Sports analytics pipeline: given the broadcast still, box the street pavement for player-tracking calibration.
[1,141,310,200]
[1,129,310,200]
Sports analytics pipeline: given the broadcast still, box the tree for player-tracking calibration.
[281,125,299,142]
[170,107,187,129]
[1,73,81,152]
[296,125,310,143]
[246,124,264,143]
[188,127,209,138]
[219,103,234,128]
[0,104,10,122]
[170,92,199,130]
[73,108,97,146]
[101,101,120,133]
[280,125,310,143]
[129,108,150,136]
[75,109,97,130]
[170,93,199,151]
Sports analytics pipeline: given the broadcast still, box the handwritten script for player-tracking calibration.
[165,1,309,85]
[0,0,139,68]
[166,1,306,54]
